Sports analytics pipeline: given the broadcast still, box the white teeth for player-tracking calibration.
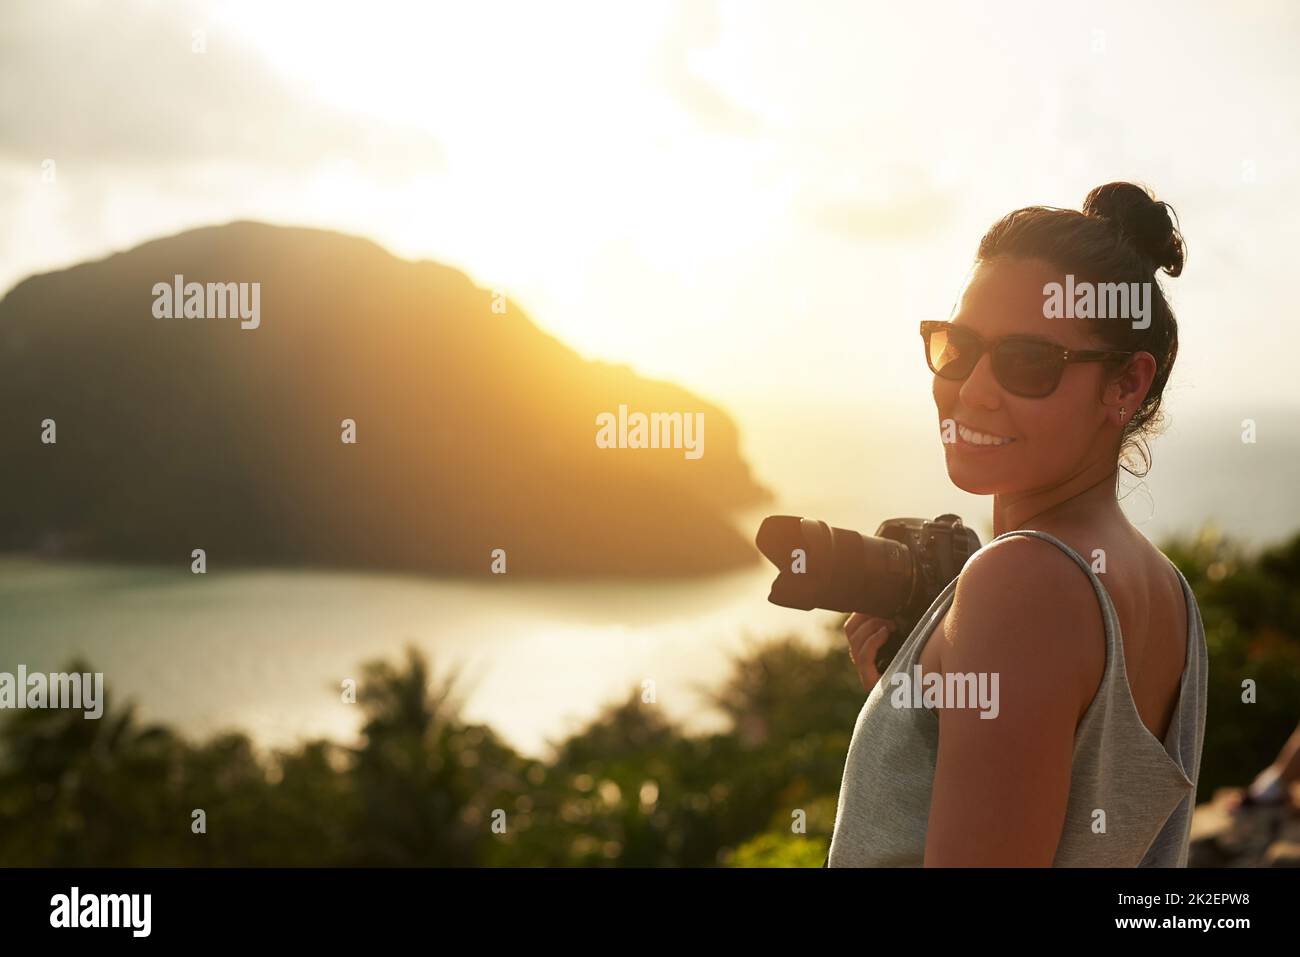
[957,423,1013,446]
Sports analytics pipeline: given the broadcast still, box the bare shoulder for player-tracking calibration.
[939,534,1106,711]
[923,533,1111,865]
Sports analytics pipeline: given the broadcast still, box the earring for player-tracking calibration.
[1119,406,1126,422]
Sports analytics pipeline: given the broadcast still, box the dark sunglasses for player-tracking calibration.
[920,321,1134,398]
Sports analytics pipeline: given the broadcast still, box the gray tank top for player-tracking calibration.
[827,528,1208,867]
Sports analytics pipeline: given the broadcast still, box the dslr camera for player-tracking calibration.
[756,514,981,667]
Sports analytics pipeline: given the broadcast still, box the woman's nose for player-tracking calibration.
[957,354,1003,410]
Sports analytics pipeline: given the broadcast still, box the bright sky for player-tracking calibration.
[2,0,1297,419]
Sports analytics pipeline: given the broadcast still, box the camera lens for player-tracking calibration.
[756,515,914,616]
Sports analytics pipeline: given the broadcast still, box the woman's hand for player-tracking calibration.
[844,613,896,693]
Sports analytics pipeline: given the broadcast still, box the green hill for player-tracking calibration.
[0,222,770,577]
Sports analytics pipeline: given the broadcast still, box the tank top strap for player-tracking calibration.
[982,528,1125,672]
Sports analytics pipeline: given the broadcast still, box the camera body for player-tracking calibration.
[871,514,981,628]
[756,513,982,651]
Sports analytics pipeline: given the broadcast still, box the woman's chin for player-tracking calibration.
[943,456,1007,495]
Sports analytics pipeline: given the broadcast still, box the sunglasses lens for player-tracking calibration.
[993,340,1064,397]
[926,326,977,379]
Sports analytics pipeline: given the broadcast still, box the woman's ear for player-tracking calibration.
[1105,352,1157,425]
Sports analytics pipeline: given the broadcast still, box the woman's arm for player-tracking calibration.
[922,536,1106,866]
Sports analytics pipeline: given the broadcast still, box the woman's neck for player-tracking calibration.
[992,460,1124,536]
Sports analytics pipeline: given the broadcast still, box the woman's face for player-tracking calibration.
[931,257,1120,496]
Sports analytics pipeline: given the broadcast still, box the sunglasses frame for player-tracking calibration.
[919,320,1136,398]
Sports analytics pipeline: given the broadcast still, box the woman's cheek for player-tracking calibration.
[932,379,955,420]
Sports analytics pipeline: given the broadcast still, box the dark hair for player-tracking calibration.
[975,182,1186,478]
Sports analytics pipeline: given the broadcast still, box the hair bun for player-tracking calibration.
[1082,181,1185,277]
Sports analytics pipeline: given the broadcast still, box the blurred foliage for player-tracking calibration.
[1,523,1296,866]
[1161,524,1300,797]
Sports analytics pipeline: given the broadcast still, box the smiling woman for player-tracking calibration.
[828,182,1209,868]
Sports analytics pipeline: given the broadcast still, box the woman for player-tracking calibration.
[827,182,1208,867]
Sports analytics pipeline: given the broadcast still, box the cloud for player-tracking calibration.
[810,190,954,242]
[804,167,956,242]
[0,0,443,176]
[657,0,762,136]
